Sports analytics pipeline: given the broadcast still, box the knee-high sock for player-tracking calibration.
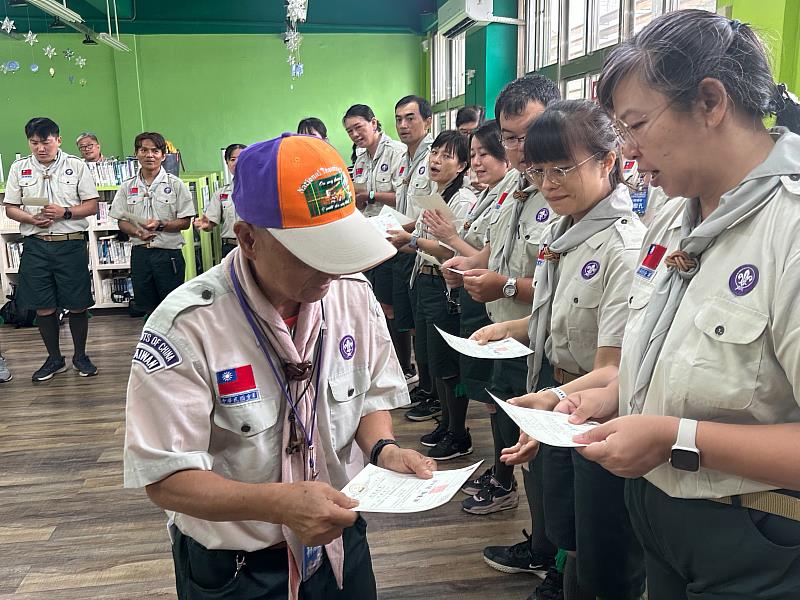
[418,361,435,396]
[69,311,89,358]
[491,412,515,489]
[37,313,61,358]
[563,553,593,600]
[525,458,557,558]
[445,382,469,437]
[393,329,413,374]
[434,378,451,430]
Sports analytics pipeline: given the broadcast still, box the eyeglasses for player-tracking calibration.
[612,101,672,148]
[524,152,603,187]
[501,134,526,150]
[78,143,96,151]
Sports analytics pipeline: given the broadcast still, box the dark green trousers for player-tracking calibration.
[172,516,377,600]
[131,246,185,313]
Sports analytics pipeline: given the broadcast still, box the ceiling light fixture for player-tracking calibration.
[97,31,129,52]
[26,0,84,23]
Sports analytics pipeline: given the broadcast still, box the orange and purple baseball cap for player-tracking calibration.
[233,133,396,275]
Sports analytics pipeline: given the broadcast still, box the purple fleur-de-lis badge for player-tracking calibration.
[729,264,759,296]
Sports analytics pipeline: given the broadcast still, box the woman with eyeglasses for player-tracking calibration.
[388,130,477,461]
[472,99,646,599]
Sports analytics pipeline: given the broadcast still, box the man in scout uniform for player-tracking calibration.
[123,133,435,600]
[3,117,99,381]
[75,132,105,163]
[110,132,195,315]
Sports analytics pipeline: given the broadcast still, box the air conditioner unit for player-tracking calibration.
[437,0,522,39]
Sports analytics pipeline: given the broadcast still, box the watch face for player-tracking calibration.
[503,281,516,298]
[670,448,700,472]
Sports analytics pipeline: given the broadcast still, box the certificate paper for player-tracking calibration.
[489,392,599,447]
[379,204,415,226]
[368,213,404,238]
[23,197,49,207]
[436,326,533,359]
[341,461,483,513]
[417,251,442,267]
[414,193,456,220]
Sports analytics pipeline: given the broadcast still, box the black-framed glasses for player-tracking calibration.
[501,134,526,150]
[524,152,603,187]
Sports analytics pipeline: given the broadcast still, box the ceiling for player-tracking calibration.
[2,0,439,35]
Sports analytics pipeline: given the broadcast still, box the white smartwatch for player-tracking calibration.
[502,277,518,298]
[670,418,700,472]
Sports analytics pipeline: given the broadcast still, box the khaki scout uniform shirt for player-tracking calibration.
[4,151,98,236]
[204,182,238,239]
[485,173,557,323]
[619,180,800,499]
[351,133,406,218]
[110,168,196,249]
[395,134,434,221]
[539,214,645,376]
[461,169,518,252]
[123,250,409,551]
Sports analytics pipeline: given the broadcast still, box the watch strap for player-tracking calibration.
[370,438,399,466]
[676,418,698,449]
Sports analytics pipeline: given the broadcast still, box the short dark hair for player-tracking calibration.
[456,105,484,128]
[297,117,328,139]
[224,143,247,162]
[25,117,60,140]
[494,75,561,120]
[342,104,382,132]
[471,120,506,164]
[134,132,167,154]
[431,129,470,202]
[395,95,432,120]
[524,100,624,188]
[597,9,800,132]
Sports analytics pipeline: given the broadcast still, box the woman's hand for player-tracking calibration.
[422,209,459,245]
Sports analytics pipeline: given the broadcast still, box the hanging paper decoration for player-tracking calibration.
[5,60,19,73]
[48,66,55,77]
[1,16,15,34]
[30,63,39,72]
[284,0,308,79]
[63,48,75,61]
[75,56,86,68]
[24,30,38,46]
[43,45,56,59]
[79,78,86,87]
[0,63,7,75]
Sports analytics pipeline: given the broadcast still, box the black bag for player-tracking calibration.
[0,288,36,328]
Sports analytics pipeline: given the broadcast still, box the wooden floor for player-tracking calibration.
[0,314,542,599]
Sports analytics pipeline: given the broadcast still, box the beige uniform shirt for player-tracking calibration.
[3,152,98,236]
[123,251,409,551]
[205,183,238,239]
[485,173,558,323]
[395,134,434,221]
[351,133,406,218]
[461,169,518,251]
[619,180,800,499]
[110,168,196,249]
[540,215,645,376]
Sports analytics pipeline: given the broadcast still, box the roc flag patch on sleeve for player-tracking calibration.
[216,365,261,405]
[636,244,667,280]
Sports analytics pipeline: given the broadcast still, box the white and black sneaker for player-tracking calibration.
[428,429,473,461]
[32,355,67,382]
[404,364,419,388]
[405,398,442,421]
[406,387,434,409]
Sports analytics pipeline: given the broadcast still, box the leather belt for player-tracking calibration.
[710,490,800,522]
[553,367,582,385]
[222,237,237,245]
[33,232,85,242]
[418,264,442,277]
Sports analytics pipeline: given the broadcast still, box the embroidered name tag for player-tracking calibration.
[216,365,261,405]
[132,329,182,373]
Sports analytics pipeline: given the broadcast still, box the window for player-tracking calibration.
[676,0,716,9]
[633,0,663,34]
[450,34,466,98]
[568,0,588,60]
[433,112,448,138]
[565,77,586,100]
[594,0,621,50]
[431,31,466,104]
[431,32,448,104]
[528,0,560,70]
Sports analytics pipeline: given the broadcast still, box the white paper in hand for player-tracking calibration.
[379,204,415,226]
[341,461,483,513]
[368,213,404,238]
[414,193,455,220]
[418,251,442,267]
[435,325,533,359]
[489,391,598,447]
[23,197,49,207]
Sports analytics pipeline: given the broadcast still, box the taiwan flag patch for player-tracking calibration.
[21,169,32,177]
[398,166,406,176]
[216,365,261,405]
[130,187,139,195]
[355,168,364,176]
[220,193,229,200]
[636,244,667,280]
[496,192,509,207]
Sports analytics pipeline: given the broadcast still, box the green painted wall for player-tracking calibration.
[2,32,422,176]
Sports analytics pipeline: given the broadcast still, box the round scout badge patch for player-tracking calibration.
[339,335,356,360]
[380,163,389,172]
[536,208,550,222]
[581,260,600,280]
[164,187,172,194]
[729,264,758,296]
[418,166,426,175]
[65,168,74,175]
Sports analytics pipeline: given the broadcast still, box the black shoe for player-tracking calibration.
[72,354,98,377]
[420,420,446,447]
[483,530,554,577]
[527,564,563,600]
[32,355,67,382]
[405,398,442,421]
[406,387,434,409]
[428,429,473,460]
[462,466,494,496]
[404,364,419,388]
[462,476,519,515]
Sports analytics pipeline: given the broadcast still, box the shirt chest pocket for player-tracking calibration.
[686,299,768,410]
[153,190,177,220]
[18,177,39,197]
[213,396,281,439]
[564,281,602,367]
[127,192,143,206]
[327,366,371,452]
[374,168,393,191]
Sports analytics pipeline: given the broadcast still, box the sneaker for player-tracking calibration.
[0,356,11,383]
[404,364,419,388]
[406,387,434,409]
[72,354,98,377]
[462,476,519,515]
[420,420,446,447]
[428,429,473,460]
[405,398,442,422]
[527,564,563,600]
[483,530,554,577]
[32,356,67,382]
[462,466,494,496]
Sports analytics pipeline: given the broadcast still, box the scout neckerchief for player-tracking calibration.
[499,172,537,276]
[397,134,433,216]
[526,184,634,392]
[461,170,513,237]
[228,251,345,600]
[627,128,800,414]
[365,133,390,195]
[135,166,168,221]
[31,150,66,205]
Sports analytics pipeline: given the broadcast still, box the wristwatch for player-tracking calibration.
[409,233,420,249]
[670,418,700,472]
[62,208,73,220]
[502,277,518,298]
[367,190,376,205]
[155,221,166,232]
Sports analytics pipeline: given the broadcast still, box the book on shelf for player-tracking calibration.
[99,275,134,304]
[0,209,19,231]
[86,157,139,187]
[97,235,132,265]
[94,202,119,228]
[5,241,23,269]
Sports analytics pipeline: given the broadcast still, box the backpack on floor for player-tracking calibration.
[0,288,36,328]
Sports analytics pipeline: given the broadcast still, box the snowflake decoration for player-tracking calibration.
[75,56,86,69]
[0,63,7,75]
[284,30,303,52]
[63,48,75,61]
[286,0,308,23]
[43,45,57,59]
[24,30,38,46]
[1,17,15,34]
